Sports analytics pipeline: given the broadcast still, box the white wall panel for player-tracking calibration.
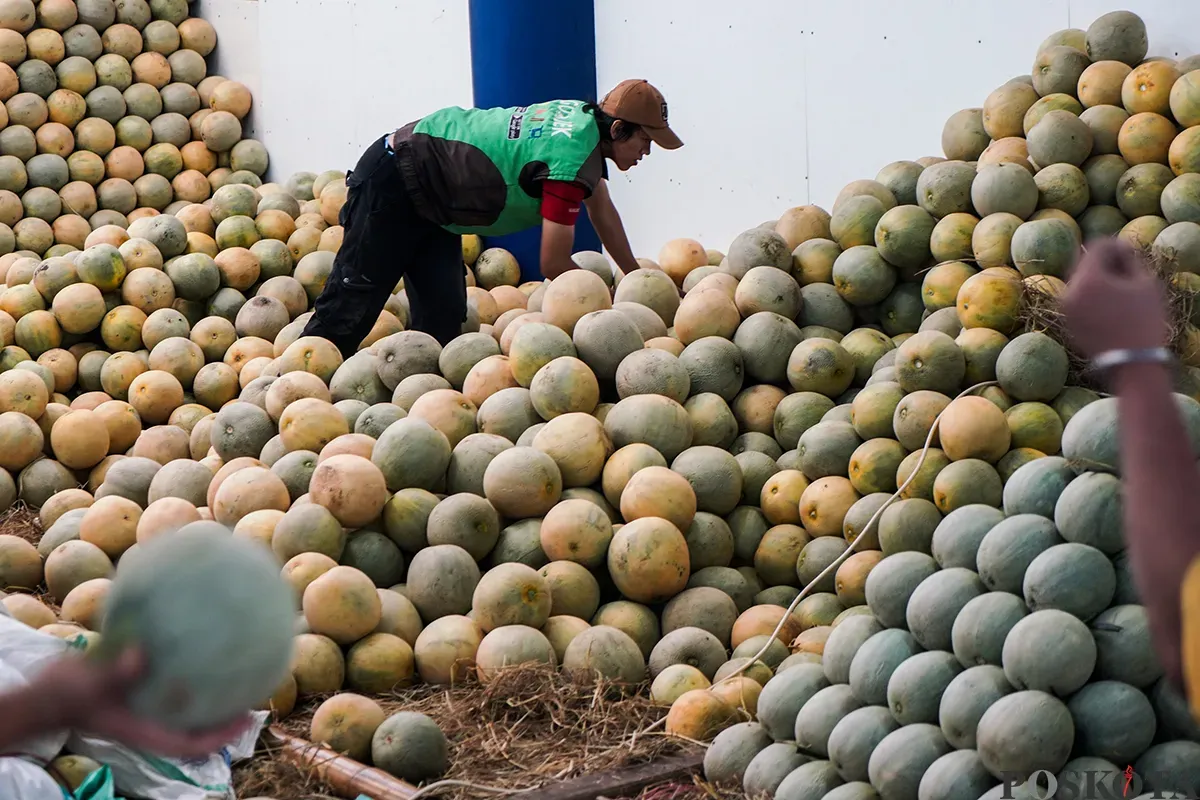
[802,0,1069,210]
[206,0,473,181]
[595,0,810,260]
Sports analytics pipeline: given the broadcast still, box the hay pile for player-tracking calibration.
[234,664,705,800]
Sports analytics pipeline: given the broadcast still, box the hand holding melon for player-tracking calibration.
[18,648,251,757]
[91,527,296,735]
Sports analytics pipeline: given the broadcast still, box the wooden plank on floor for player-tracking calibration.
[530,752,705,800]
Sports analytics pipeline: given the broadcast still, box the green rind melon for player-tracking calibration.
[832,246,898,307]
[1148,679,1200,741]
[885,649,962,726]
[758,662,831,741]
[825,781,881,800]
[1085,10,1148,66]
[662,586,739,645]
[371,711,449,783]
[1001,609,1096,696]
[828,705,901,783]
[937,664,1013,749]
[744,743,812,798]
[647,626,726,680]
[831,196,888,250]
[864,551,937,629]
[994,332,1069,402]
[703,721,774,787]
[679,338,745,403]
[1090,605,1163,689]
[1133,741,1200,797]
[975,514,1062,594]
[1001,456,1075,518]
[950,592,1027,668]
[904,568,986,651]
[1051,472,1123,554]
[372,418,453,492]
[842,493,890,550]
[340,531,405,588]
[1022,542,1115,620]
[874,205,936,270]
[1009,218,1080,279]
[775,759,845,800]
[774,392,836,450]
[916,161,977,219]
[971,164,1038,219]
[795,537,848,595]
[866,723,952,800]
[794,684,864,758]
[1066,680,1156,766]
[976,690,1075,777]
[95,528,294,730]
[930,505,1004,571]
[877,162,925,206]
[848,628,923,705]
[405,544,481,621]
[798,421,862,480]
[823,614,885,685]
[916,749,996,800]
[877,498,941,557]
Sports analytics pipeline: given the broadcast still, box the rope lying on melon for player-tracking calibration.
[708,380,1000,692]
[406,778,528,799]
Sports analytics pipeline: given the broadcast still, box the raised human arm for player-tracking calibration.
[583,179,640,277]
[1062,238,1200,688]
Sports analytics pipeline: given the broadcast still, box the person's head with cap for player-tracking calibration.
[589,79,682,171]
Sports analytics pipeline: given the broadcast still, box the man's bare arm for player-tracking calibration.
[539,219,578,280]
[1111,361,1200,686]
[583,180,640,276]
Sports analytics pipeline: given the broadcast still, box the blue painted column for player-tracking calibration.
[468,0,602,282]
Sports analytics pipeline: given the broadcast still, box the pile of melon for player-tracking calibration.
[0,3,1195,799]
[0,0,271,267]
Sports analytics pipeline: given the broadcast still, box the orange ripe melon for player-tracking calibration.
[606,516,690,604]
[303,566,383,645]
[657,238,707,286]
[308,454,389,529]
[618,465,697,533]
[79,495,141,559]
[937,395,1012,463]
[665,689,740,741]
[50,409,108,469]
[212,466,290,527]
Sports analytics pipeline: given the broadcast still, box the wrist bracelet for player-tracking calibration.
[1091,347,1173,372]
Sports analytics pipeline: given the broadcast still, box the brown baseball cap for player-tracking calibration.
[599,79,682,150]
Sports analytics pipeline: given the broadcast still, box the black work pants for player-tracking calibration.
[302,136,466,357]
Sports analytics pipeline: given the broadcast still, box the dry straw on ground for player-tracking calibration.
[235,664,705,800]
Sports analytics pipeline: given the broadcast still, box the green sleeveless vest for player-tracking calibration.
[404,100,602,236]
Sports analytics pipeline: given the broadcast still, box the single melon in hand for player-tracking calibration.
[95,527,296,731]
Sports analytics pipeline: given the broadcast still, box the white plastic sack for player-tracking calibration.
[0,756,69,800]
[0,613,75,763]
[67,712,268,800]
[0,611,268,800]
